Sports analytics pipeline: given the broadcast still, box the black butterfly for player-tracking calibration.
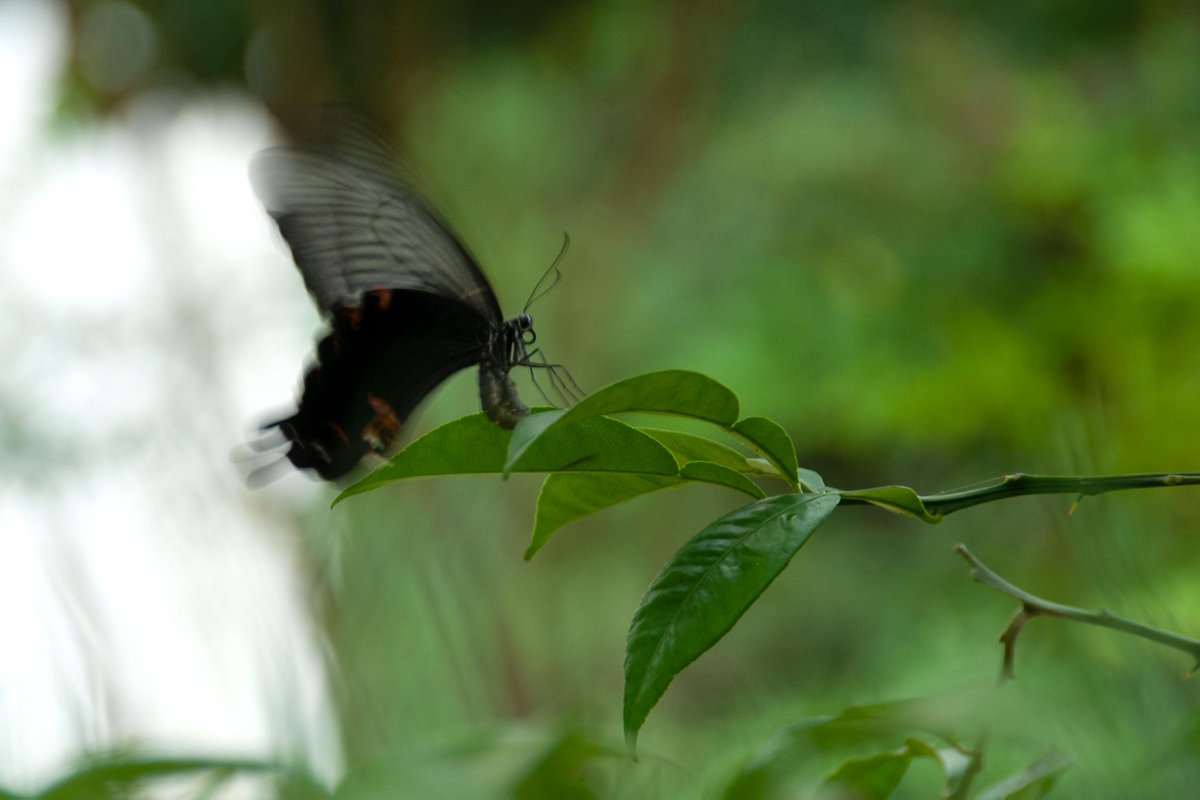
[251,115,575,480]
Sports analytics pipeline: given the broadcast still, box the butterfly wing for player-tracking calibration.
[251,114,509,479]
[250,114,504,323]
[274,289,491,479]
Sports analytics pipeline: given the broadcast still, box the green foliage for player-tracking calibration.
[8,755,290,800]
[510,732,624,800]
[341,370,840,748]
[334,368,1200,766]
[623,493,839,753]
[730,417,800,490]
[720,697,1069,799]
[47,1,1200,795]
[549,370,740,428]
[335,412,679,503]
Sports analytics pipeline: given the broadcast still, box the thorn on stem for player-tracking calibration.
[998,607,1037,684]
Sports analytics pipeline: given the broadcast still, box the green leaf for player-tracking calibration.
[508,415,679,475]
[551,370,740,429]
[732,417,799,488]
[504,409,567,475]
[510,731,623,799]
[798,467,826,492]
[837,485,942,523]
[526,473,680,559]
[526,463,764,561]
[975,750,1070,800]
[824,750,914,799]
[641,428,758,472]
[337,413,679,505]
[679,461,765,499]
[37,757,278,800]
[823,737,941,799]
[721,695,984,800]
[623,492,840,754]
[336,413,510,503]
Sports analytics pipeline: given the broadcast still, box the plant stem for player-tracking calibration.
[921,472,1200,516]
[955,545,1200,678]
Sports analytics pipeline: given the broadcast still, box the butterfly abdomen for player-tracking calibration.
[478,361,529,429]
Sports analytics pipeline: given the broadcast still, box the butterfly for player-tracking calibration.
[250,114,576,480]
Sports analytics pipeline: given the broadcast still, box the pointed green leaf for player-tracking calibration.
[732,417,799,488]
[336,413,678,505]
[511,731,623,798]
[721,697,979,800]
[623,492,840,754]
[526,462,764,560]
[336,413,512,503]
[798,467,826,492]
[509,415,679,475]
[553,370,740,429]
[504,409,567,475]
[824,738,946,799]
[526,473,681,559]
[679,461,765,499]
[824,749,915,799]
[642,428,758,472]
[837,485,942,523]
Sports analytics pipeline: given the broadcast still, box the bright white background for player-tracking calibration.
[0,1,341,792]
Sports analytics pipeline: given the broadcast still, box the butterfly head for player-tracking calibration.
[515,314,535,345]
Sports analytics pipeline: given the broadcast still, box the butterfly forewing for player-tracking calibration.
[250,134,502,321]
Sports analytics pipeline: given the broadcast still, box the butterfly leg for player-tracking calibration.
[521,348,584,406]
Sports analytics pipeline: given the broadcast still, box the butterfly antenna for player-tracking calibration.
[523,232,570,314]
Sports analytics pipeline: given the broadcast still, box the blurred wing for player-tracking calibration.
[273,289,491,480]
[251,116,503,322]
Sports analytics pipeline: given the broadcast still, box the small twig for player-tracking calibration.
[922,472,1200,516]
[955,545,1200,681]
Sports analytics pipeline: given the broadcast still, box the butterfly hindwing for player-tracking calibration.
[275,289,492,479]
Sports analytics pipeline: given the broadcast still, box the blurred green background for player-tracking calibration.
[26,0,1200,796]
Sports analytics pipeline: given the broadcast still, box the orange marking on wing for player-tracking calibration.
[337,305,363,330]
[375,289,392,310]
[325,421,349,443]
[362,393,402,453]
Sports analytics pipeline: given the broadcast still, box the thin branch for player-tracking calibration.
[922,472,1200,516]
[955,545,1200,680]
